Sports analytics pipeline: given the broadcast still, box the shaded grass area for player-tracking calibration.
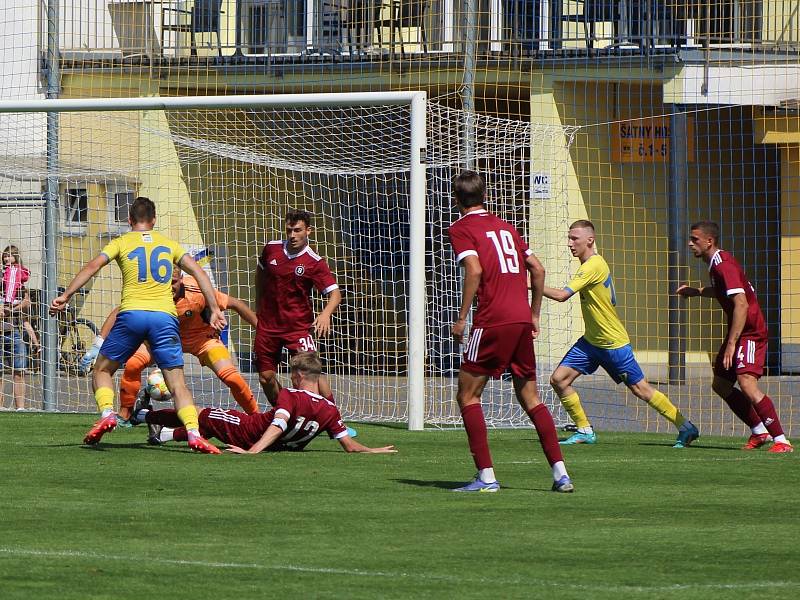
[0,414,798,599]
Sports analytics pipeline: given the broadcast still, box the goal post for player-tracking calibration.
[0,92,576,430]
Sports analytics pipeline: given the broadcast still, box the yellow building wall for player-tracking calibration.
[533,80,781,372]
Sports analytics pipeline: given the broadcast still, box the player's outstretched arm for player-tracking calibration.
[338,435,397,454]
[80,306,120,371]
[227,296,258,328]
[178,254,227,331]
[676,284,715,298]
[50,254,109,314]
[225,423,283,454]
[313,288,342,337]
[542,285,573,303]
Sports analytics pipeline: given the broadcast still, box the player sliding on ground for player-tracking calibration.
[677,220,792,453]
[135,352,396,454]
[83,268,261,423]
[50,196,223,453]
[543,220,699,448]
[448,170,573,493]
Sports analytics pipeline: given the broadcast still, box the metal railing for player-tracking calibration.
[46,1,798,59]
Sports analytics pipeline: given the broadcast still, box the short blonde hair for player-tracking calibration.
[290,352,322,381]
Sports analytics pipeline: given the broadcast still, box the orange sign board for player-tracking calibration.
[611,117,694,163]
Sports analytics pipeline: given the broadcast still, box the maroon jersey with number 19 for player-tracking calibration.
[708,249,768,341]
[448,209,533,327]
[256,241,338,335]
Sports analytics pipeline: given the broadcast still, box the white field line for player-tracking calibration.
[0,547,797,592]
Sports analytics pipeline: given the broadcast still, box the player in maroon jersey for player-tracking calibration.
[254,209,342,404]
[677,220,792,453]
[138,352,396,454]
[448,171,574,492]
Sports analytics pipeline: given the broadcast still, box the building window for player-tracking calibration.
[63,188,88,226]
[114,191,135,223]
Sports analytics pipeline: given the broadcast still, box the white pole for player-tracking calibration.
[407,92,427,431]
[0,92,425,113]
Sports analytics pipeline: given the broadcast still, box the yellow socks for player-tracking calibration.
[560,392,591,429]
[176,405,200,433]
[647,390,686,428]
[94,387,115,415]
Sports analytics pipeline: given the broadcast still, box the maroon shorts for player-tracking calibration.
[713,335,767,381]
[253,329,318,373]
[460,322,537,380]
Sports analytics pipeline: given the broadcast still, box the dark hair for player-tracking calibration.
[286,209,312,228]
[569,219,595,233]
[452,170,486,209]
[290,351,322,380]
[129,197,157,224]
[691,220,720,244]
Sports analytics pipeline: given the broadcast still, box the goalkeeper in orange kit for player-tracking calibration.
[83,269,261,422]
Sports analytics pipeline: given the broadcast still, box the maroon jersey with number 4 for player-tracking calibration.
[448,209,533,328]
[708,249,768,341]
[256,241,338,334]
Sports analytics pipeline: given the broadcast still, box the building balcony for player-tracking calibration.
[46,1,799,69]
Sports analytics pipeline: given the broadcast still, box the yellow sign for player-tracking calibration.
[611,117,694,163]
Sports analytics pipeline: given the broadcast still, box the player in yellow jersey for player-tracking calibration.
[49,197,225,454]
[542,220,699,447]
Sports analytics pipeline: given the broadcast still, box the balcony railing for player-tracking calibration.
[47,1,798,60]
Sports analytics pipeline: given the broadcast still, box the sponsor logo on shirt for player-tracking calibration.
[142,233,153,243]
[270,259,277,265]
[295,265,305,276]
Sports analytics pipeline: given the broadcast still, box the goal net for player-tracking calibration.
[0,93,576,428]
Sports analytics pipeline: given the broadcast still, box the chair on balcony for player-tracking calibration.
[561,0,616,49]
[373,0,428,56]
[161,0,224,57]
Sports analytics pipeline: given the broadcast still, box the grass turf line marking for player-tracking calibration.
[1,547,798,592]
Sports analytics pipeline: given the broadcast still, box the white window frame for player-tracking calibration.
[106,184,137,235]
[61,187,88,236]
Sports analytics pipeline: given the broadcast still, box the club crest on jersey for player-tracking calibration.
[295,265,305,276]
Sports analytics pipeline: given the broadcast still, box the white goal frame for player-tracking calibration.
[0,92,428,430]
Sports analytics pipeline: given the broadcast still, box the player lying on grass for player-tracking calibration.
[133,351,396,454]
[82,268,261,423]
[49,196,222,454]
[543,220,699,448]
[677,220,792,453]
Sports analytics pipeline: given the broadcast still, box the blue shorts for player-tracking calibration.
[100,310,183,369]
[1,329,27,371]
[560,337,645,386]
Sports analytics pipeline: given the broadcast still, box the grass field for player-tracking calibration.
[1,413,798,599]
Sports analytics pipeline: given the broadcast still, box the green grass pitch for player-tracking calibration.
[1,413,798,599]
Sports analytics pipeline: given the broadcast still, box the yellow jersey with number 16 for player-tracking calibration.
[564,254,630,349]
[101,230,187,316]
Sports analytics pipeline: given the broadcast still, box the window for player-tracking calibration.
[114,191,135,223]
[63,188,88,227]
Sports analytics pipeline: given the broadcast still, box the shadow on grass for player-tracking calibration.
[637,441,741,451]
[393,478,556,493]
